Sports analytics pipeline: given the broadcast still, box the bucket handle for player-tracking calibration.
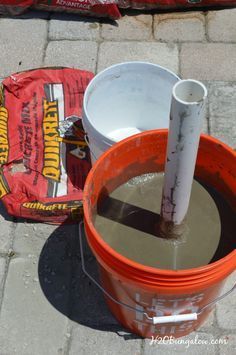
[84,134,113,162]
[79,222,236,325]
[84,134,98,161]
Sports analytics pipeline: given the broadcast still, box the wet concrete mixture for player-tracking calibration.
[95,173,235,270]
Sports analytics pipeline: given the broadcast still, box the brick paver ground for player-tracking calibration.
[0,8,235,355]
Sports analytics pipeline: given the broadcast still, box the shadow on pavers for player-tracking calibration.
[38,220,140,340]
[0,201,13,222]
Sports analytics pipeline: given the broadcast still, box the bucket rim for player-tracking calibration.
[82,62,180,145]
[83,130,236,285]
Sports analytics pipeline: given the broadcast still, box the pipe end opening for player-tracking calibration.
[173,80,207,104]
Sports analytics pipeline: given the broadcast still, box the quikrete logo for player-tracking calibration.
[22,201,83,212]
[42,99,61,182]
[0,107,9,165]
[0,172,10,198]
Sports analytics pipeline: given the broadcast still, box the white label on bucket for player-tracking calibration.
[135,293,149,322]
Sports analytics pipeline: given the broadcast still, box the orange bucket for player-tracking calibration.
[83,130,236,338]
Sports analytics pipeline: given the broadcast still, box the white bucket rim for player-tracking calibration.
[83,61,180,145]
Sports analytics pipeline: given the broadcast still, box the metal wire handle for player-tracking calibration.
[79,221,236,324]
[84,133,113,162]
[84,134,98,161]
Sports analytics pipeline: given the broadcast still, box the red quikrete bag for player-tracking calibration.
[34,0,121,20]
[118,0,236,10]
[0,0,121,19]
[0,67,94,224]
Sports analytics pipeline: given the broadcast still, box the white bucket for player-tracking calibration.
[82,62,180,162]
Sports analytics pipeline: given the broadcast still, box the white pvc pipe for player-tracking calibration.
[161,79,207,227]
[153,313,198,324]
